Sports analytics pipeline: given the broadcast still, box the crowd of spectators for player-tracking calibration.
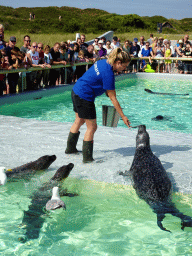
[0,23,192,96]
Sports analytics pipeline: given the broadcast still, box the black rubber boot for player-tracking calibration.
[82,140,94,163]
[65,131,80,154]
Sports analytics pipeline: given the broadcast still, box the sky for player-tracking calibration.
[1,0,192,20]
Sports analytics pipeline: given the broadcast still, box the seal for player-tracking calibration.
[145,88,189,96]
[6,155,56,181]
[46,186,66,211]
[120,125,192,232]
[19,163,75,243]
[151,115,173,121]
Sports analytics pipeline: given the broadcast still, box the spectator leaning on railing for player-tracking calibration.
[175,39,185,74]
[130,38,140,72]
[26,41,45,90]
[164,42,172,73]
[5,36,20,94]
[43,45,52,87]
[49,42,67,86]
[140,42,154,70]
[183,42,192,74]
[0,52,10,95]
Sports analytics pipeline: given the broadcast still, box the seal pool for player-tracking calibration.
[1,72,192,255]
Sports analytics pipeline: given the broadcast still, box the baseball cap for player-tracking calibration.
[10,36,16,42]
[179,39,183,43]
[134,38,138,42]
[98,40,103,44]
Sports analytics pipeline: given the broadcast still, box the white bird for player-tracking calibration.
[0,167,7,185]
[46,186,66,211]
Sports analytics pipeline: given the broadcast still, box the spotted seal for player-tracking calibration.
[120,125,192,232]
[19,163,75,242]
[6,155,56,181]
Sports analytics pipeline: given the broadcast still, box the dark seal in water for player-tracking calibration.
[120,125,192,232]
[19,163,75,242]
[6,155,56,181]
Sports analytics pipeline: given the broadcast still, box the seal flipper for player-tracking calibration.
[157,213,171,233]
[181,217,192,230]
[119,170,131,177]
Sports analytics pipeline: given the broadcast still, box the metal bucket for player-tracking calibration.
[102,105,121,127]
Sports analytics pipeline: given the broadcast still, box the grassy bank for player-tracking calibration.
[4,31,191,48]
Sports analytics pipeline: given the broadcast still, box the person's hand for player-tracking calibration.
[122,116,131,128]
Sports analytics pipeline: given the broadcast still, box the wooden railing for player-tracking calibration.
[0,57,192,93]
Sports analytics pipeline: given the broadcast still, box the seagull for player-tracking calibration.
[0,167,7,185]
[46,186,66,211]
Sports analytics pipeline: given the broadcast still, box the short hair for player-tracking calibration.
[24,35,30,40]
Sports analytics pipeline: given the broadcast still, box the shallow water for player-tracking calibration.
[0,176,192,255]
[0,77,192,134]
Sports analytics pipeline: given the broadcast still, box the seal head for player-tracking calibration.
[51,163,74,181]
[136,125,150,149]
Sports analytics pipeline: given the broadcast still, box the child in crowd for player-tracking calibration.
[164,43,172,73]
[0,52,10,95]
[69,43,80,82]
[43,45,53,87]
[59,45,68,84]
[75,50,86,79]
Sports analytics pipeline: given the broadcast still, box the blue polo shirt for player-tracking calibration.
[73,59,115,102]
[141,47,152,57]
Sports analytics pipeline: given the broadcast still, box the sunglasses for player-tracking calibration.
[25,40,31,42]
[38,47,43,49]
[32,46,37,48]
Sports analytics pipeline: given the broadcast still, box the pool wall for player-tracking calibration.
[0,73,192,106]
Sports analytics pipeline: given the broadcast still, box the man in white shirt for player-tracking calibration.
[138,36,145,58]
[111,36,120,49]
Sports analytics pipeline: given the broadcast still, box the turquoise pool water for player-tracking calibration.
[1,76,192,255]
[0,77,192,134]
[1,175,192,255]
